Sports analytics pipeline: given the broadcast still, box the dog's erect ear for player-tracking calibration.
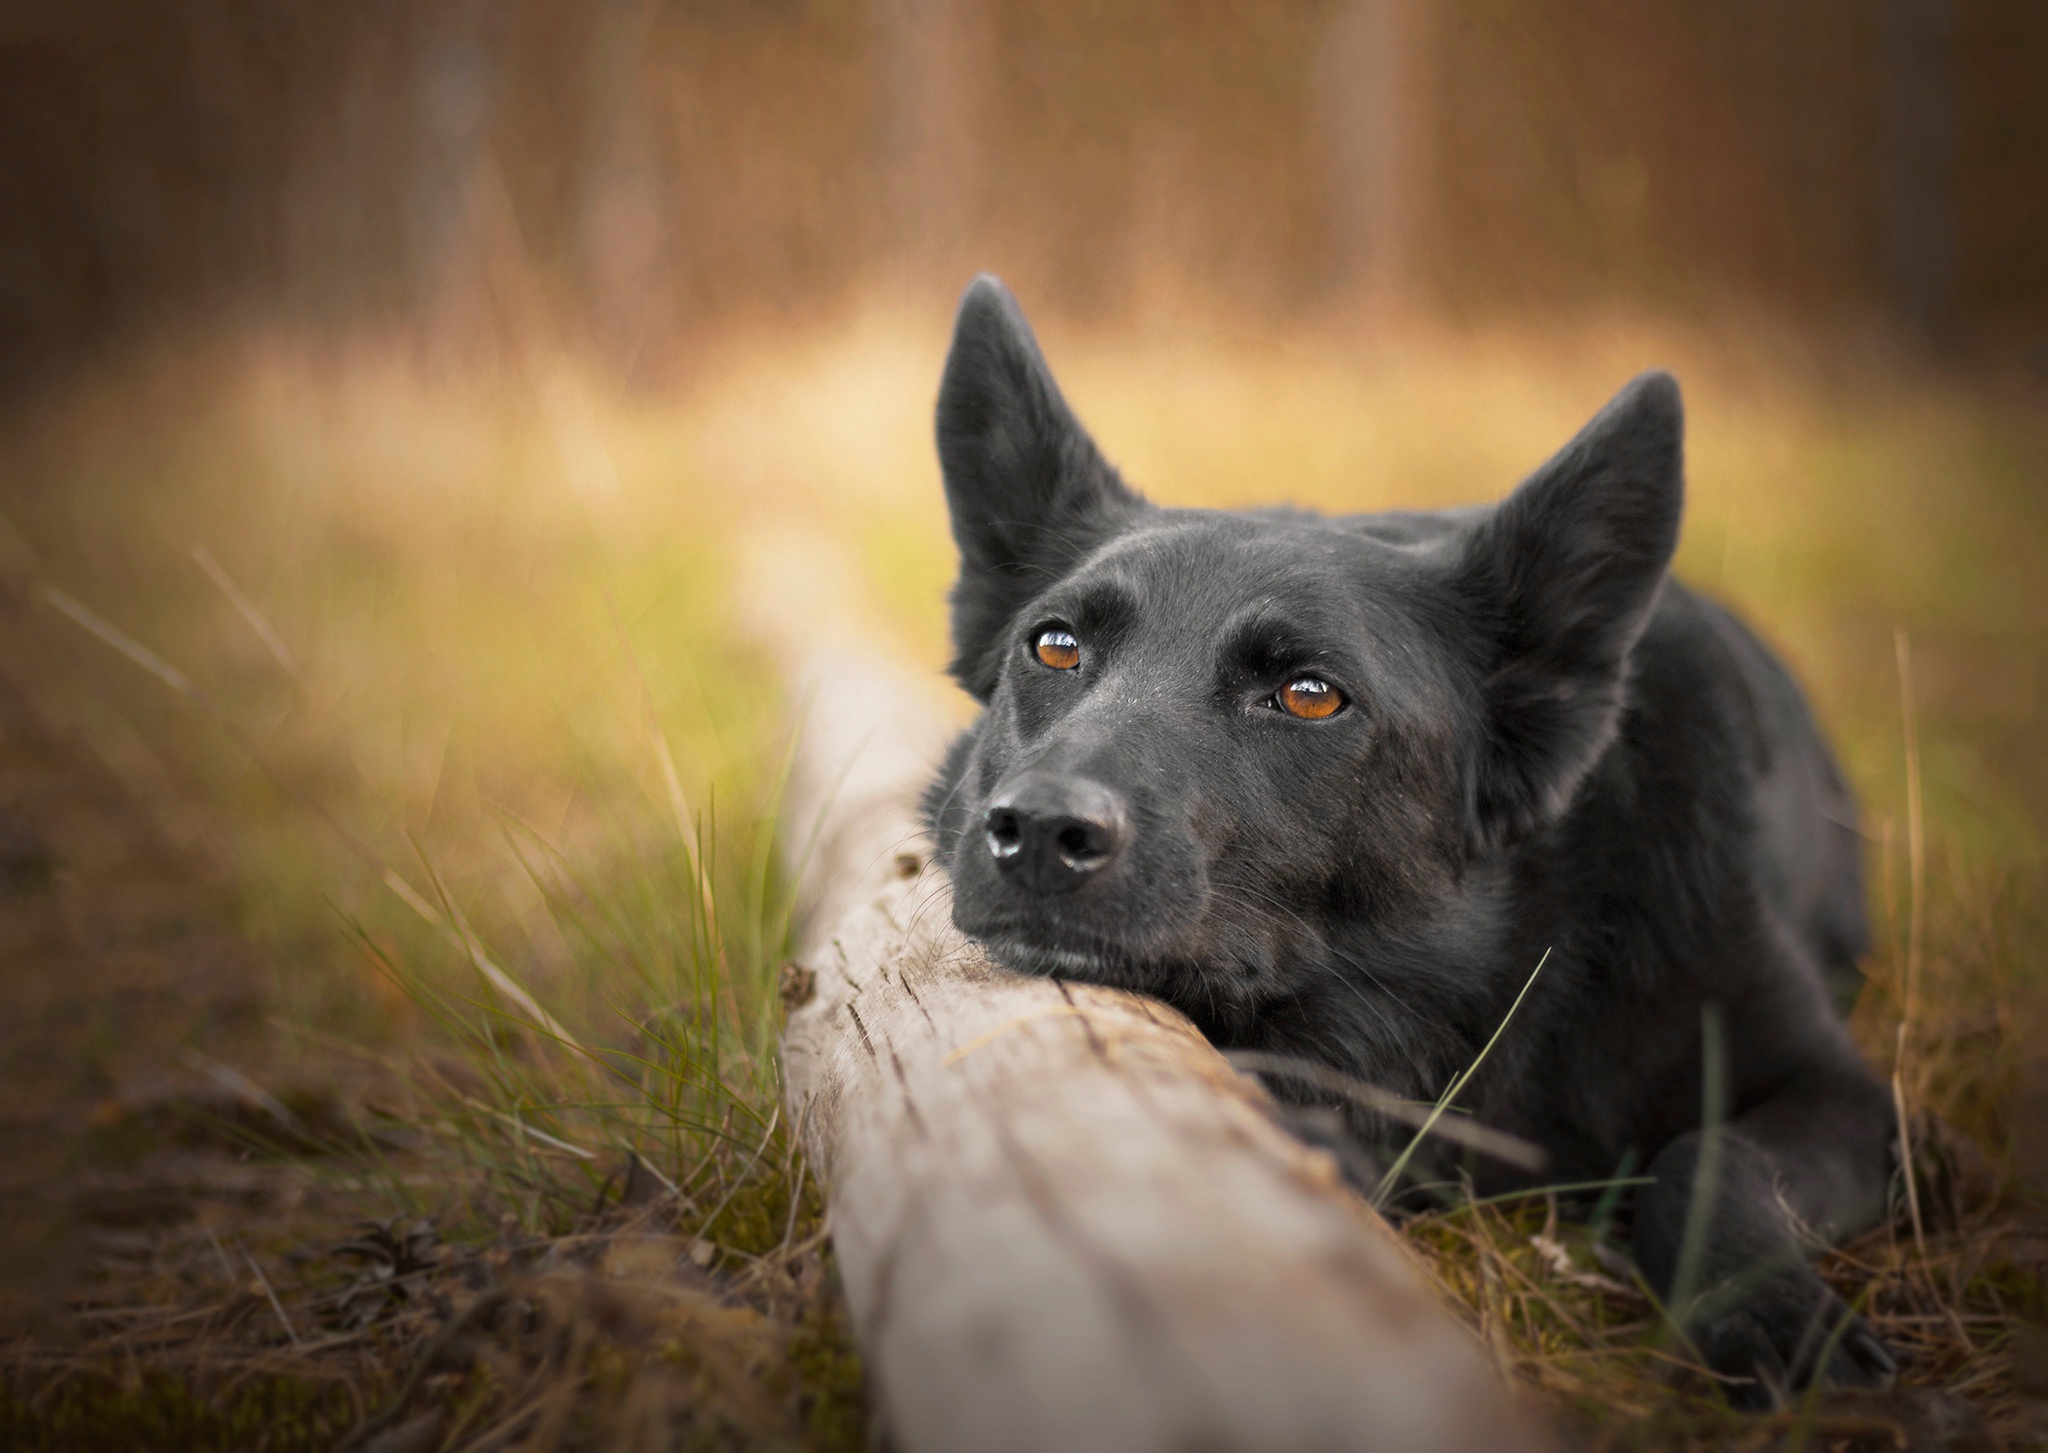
[936,276,1147,698]
[1454,371,1685,851]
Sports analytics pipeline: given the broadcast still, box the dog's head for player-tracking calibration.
[925,277,1683,1030]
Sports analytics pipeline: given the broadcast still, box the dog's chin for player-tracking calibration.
[962,917,1234,997]
[969,929,1137,984]
[952,911,1171,988]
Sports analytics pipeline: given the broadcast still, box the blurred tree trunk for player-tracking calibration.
[1879,0,1956,351]
[1318,0,1435,317]
[578,0,670,381]
[876,0,987,286]
[410,11,496,361]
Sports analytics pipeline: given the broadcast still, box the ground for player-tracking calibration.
[0,313,2042,1448]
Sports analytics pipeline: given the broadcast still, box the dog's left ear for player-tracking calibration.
[1454,372,1685,851]
[936,276,1148,699]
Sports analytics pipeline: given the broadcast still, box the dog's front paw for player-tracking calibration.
[1688,1266,1895,1410]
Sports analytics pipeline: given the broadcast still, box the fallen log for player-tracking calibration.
[752,536,1542,1453]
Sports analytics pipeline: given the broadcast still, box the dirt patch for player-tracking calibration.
[0,666,274,1336]
[0,645,408,1449]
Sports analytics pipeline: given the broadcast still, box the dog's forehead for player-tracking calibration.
[1069,511,1419,623]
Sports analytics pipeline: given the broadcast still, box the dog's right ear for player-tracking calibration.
[1452,371,1685,853]
[936,276,1147,699]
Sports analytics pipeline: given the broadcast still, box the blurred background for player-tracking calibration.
[4,0,2047,393]
[0,4,2044,1442]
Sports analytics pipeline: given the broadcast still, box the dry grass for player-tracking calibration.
[0,309,2041,1447]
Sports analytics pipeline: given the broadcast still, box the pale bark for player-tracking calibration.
[750,535,1541,1453]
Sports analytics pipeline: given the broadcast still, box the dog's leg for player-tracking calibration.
[1632,1061,1896,1407]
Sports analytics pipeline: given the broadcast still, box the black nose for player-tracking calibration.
[982,777,1126,895]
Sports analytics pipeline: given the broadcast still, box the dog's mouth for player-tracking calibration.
[970,925,1135,981]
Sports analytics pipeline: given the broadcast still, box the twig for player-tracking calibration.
[243,1247,301,1347]
[338,1288,513,1453]
[1893,627,1929,1264]
[1894,627,1926,1050]
[779,1142,810,1255]
[74,1300,237,1344]
[692,1102,780,1247]
[205,1226,238,1283]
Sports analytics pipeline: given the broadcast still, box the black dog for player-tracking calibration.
[922,276,1898,1405]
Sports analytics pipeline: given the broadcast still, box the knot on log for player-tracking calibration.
[779,961,817,1013]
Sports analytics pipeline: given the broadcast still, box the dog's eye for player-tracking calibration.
[1033,629,1081,671]
[1276,677,1343,719]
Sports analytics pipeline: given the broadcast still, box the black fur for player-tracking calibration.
[922,276,1896,1406]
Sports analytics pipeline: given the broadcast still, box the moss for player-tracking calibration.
[695,1154,830,1263]
[784,1254,868,1453]
[1970,1255,2047,1321]
[0,1372,361,1453]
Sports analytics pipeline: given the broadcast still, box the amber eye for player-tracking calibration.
[1033,629,1081,670]
[1277,677,1343,719]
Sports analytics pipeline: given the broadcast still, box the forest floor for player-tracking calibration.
[0,608,863,1452]
[0,312,2043,1449]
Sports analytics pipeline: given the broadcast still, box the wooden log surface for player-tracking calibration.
[749,536,1542,1453]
